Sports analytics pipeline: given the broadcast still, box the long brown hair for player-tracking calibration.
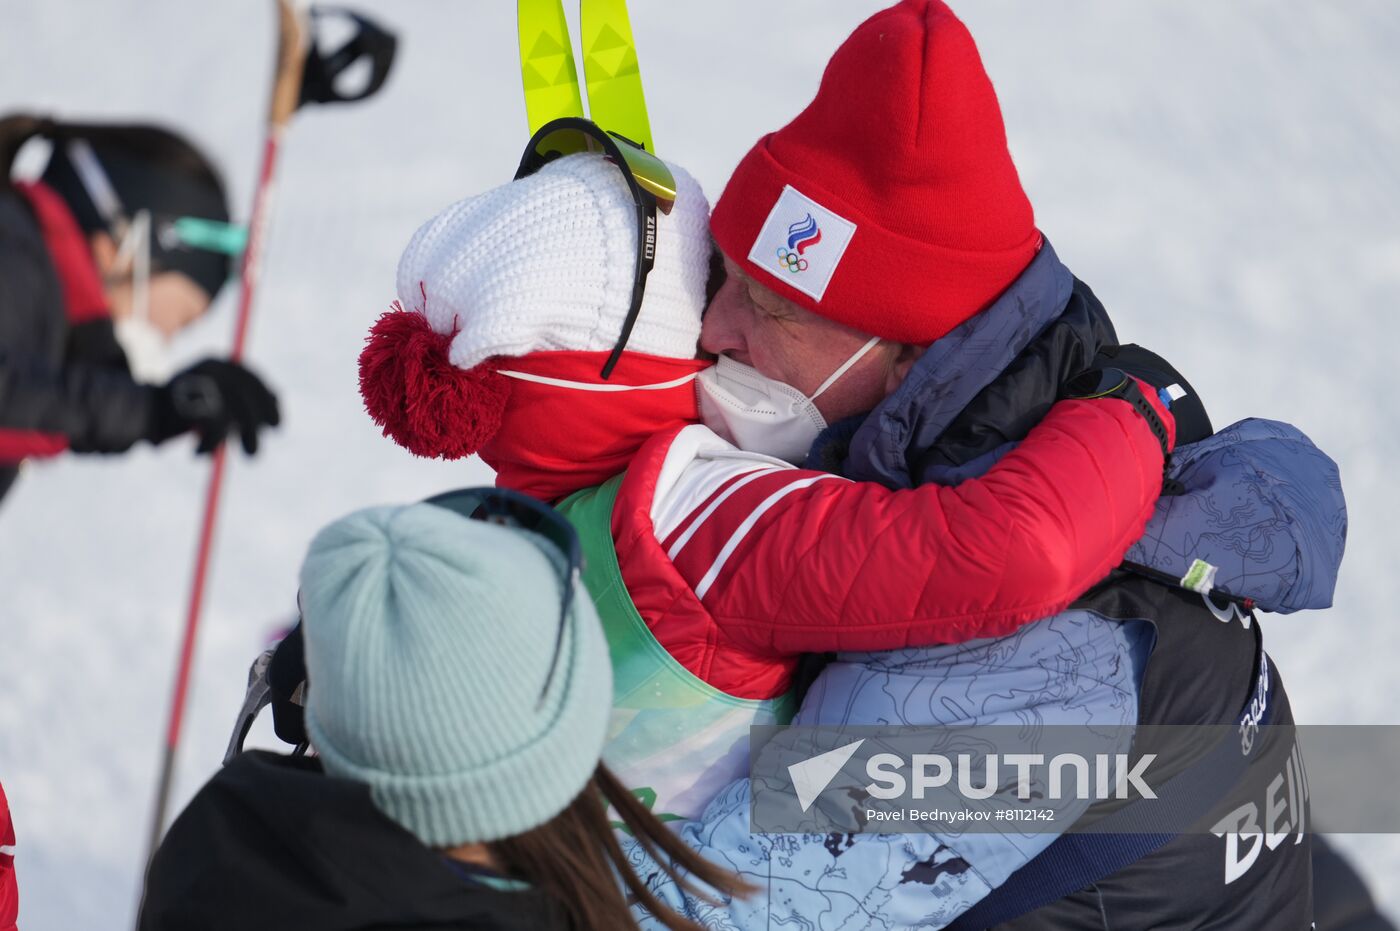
[487,764,757,930]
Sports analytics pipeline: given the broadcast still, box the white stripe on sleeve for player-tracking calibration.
[666,467,787,560]
[693,474,844,601]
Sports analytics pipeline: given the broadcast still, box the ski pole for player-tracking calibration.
[144,0,311,862]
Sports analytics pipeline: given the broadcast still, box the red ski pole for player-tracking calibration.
[144,0,310,861]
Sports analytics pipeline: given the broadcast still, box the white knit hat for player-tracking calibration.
[395,153,712,370]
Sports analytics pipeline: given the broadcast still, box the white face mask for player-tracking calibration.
[114,314,174,384]
[696,336,881,464]
[110,210,174,384]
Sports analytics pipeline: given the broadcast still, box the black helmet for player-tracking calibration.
[23,117,233,302]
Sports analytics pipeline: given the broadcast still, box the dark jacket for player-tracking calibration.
[139,751,569,931]
[831,241,1322,929]
[0,184,156,502]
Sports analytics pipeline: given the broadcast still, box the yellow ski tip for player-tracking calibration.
[518,0,585,135]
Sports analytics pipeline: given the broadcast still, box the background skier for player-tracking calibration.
[0,116,280,506]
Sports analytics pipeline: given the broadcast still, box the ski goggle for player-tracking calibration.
[514,117,678,379]
[224,487,585,762]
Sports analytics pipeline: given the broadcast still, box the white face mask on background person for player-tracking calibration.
[696,336,881,464]
[109,210,175,384]
[113,314,174,384]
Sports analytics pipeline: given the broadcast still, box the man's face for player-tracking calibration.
[701,252,911,423]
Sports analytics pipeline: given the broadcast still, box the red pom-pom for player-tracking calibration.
[358,306,511,459]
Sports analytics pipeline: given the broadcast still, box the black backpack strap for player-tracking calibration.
[946,832,1172,930]
[947,620,1276,929]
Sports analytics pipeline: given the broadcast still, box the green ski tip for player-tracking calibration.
[580,0,654,152]
[518,0,585,135]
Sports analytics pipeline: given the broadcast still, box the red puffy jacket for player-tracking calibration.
[607,386,1173,698]
[1,782,17,931]
[483,352,1173,700]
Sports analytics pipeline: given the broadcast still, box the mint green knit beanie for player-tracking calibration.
[298,502,611,847]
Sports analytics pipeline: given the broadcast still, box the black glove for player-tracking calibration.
[151,358,281,454]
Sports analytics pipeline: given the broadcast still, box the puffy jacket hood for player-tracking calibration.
[1128,417,1346,612]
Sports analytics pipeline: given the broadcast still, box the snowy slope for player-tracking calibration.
[1,1,1397,927]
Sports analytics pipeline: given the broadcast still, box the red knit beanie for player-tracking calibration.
[710,0,1040,345]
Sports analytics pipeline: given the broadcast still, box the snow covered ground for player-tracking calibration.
[2,1,1398,926]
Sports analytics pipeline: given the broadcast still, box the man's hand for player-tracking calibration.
[151,359,281,455]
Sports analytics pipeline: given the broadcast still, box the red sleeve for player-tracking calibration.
[681,385,1174,655]
[0,783,17,931]
[14,181,109,325]
[0,428,69,463]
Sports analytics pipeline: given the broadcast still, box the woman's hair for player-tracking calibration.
[488,763,757,931]
[1,113,224,198]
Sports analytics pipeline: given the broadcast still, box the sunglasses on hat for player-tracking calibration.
[224,487,585,763]
[514,117,678,379]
